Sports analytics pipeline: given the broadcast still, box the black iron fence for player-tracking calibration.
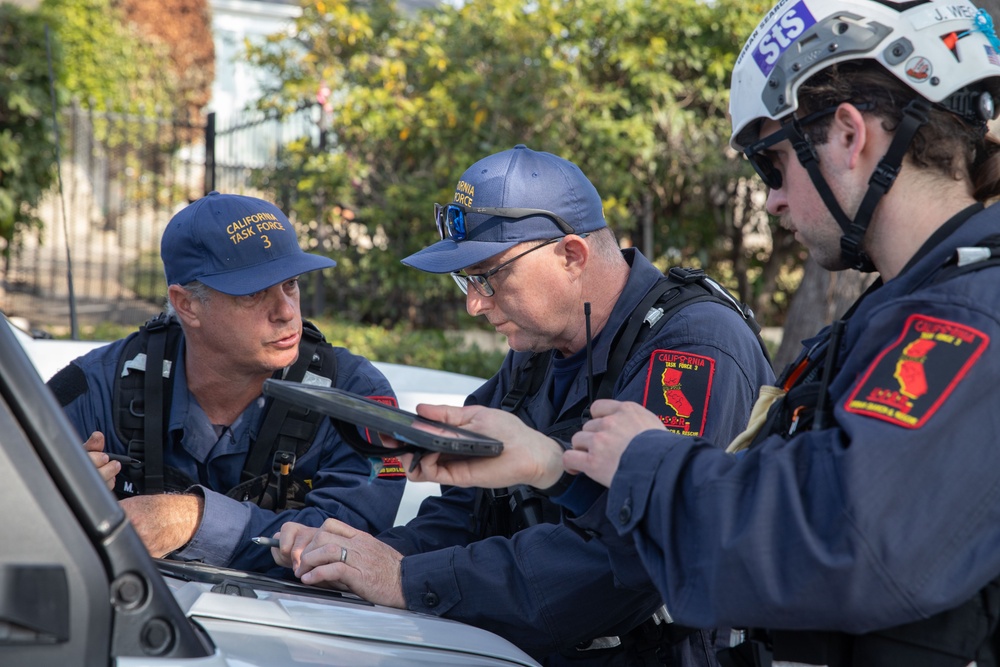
[2,100,323,334]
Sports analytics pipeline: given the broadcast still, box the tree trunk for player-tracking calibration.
[772,257,875,372]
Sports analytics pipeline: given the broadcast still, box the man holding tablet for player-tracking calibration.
[269,146,775,667]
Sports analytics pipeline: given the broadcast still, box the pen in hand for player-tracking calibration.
[251,536,280,548]
[107,452,143,469]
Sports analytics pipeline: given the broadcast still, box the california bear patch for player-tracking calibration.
[844,314,989,428]
[642,350,716,437]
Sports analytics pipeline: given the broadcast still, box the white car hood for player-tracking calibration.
[155,562,538,667]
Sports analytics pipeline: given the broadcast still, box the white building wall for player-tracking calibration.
[208,0,302,117]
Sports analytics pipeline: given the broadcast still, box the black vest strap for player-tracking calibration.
[597,274,679,403]
[595,267,767,411]
[241,323,324,482]
[112,316,340,510]
[239,322,332,510]
[141,315,170,494]
[482,267,766,538]
[839,100,930,271]
[498,267,767,420]
[499,350,553,414]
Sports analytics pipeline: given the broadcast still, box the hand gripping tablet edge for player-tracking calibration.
[260,378,503,466]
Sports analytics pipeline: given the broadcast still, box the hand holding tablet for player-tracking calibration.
[261,379,503,461]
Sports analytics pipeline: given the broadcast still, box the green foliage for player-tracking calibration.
[39,0,179,115]
[1,0,192,271]
[72,319,133,342]
[310,316,506,378]
[0,4,59,256]
[246,0,774,328]
[128,250,168,302]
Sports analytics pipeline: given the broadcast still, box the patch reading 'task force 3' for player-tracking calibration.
[642,350,716,437]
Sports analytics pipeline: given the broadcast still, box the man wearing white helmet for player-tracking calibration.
[392,1,1000,665]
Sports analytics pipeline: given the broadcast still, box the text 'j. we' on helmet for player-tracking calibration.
[730,0,1000,150]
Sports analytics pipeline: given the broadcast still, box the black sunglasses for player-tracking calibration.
[434,203,576,241]
[743,102,873,189]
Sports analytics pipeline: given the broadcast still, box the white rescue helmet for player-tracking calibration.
[730,0,1000,151]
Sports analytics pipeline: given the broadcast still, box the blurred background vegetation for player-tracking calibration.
[4,0,841,374]
[244,0,795,331]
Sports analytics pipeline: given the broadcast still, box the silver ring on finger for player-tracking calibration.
[340,546,349,564]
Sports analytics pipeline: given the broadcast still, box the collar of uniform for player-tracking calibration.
[168,341,267,464]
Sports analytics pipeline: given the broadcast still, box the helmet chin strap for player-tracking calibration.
[784,99,931,272]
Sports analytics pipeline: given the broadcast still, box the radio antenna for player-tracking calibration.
[45,25,79,339]
[583,302,594,417]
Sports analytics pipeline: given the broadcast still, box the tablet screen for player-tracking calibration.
[261,379,503,457]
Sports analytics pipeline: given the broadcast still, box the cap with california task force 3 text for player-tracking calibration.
[402,145,607,274]
[160,191,336,296]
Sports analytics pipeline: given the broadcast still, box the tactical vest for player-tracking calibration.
[480,268,766,664]
[478,267,768,538]
[109,313,338,511]
[719,233,1000,667]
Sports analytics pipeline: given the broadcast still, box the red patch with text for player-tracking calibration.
[366,395,405,477]
[844,315,989,429]
[642,350,716,437]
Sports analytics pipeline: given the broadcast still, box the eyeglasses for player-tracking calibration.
[434,203,575,241]
[743,102,873,189]
[450,237,562,297]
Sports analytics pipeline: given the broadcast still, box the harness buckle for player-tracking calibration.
[868,161,900,192]
[791,135,819,166]
[128,398,145,418]
[643,307,665,328]
[840,234,864,264]
[500,389,527,412]
[667,266,706,284]
[143,312,171,333]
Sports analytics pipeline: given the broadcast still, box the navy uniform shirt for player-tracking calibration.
[578,203,1000,634]
[378,249,776,663]
[56,332,405,574]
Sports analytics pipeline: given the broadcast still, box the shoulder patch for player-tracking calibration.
[844,314,989,428]
[377,457,406,478]
[642,350,716,437]
[366,395,406,478]
[47,362,88,407]
[367,395,398,408]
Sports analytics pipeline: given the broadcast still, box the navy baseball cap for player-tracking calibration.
[160,192,336,296]
[402,145,606,273]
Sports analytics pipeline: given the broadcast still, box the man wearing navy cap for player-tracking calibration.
[270,146,775,666]
[47,192,405,575]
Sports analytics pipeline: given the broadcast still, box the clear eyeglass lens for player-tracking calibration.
[467,275,494,297]
[450,272,493,297]
[450,272,469,295]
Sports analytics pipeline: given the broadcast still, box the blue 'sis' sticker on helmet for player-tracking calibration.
[753,1,817,77]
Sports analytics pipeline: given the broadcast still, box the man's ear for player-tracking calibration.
[830,102,871,171]
[168,284,202,328]
[560,234,590,278]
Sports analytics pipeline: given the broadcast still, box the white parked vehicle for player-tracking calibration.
[1,315,530,666]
